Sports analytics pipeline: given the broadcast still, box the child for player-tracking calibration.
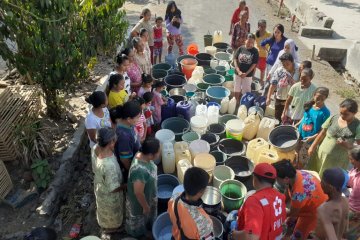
[282,68,317,124]
[315,167,349,240]
[107,74,128,109]
[111,53,131,94]
[139,28,151,64]
[138,73,154,98]
[299,60,312,73]
[153,16,164,64]
[152,80,166,128]
[133,96,147,143]
[143,92,154,135]
[296,87,330,168]
[346,147,360,240]
[254,19,271,85]
[165,1,184,55]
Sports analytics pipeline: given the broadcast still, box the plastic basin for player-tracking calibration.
[213,42,230,52]
[218,138,246,157]
[152,69,168,81]
[203,74,225,86]
[269,125,299,152]
[225,156,254,182]
[180,58,198,79]
[164,74,187,90]
[152,212,173,240]
[220,179,247,212]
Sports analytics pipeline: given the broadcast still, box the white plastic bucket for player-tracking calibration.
[213,165,235,189]
[225,119,245,141]
[189,139,210,162]
[191,115,208,135]
[205,46,217,56]
[155,129,176,144]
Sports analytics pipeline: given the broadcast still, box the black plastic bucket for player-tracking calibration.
[207,123,226,139]
[164,74,187,91]
[225,156,254,182]
[213,42,230,52]
[218,138,246,157]
[201,133,220,151]
[196,53,213,67]
[152,69,168,81]
[210,150,228,165]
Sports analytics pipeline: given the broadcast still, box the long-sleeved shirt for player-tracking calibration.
[260,36,288,66]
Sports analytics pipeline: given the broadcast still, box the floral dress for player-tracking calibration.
[127,62,142,93]
[134,50,151,75]
[91,148,124,229]
[231,22,249,49]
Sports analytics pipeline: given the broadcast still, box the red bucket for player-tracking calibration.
[180,58,198,80]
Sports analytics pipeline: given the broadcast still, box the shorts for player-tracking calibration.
[257,57,267,71]
[234,75,252,94]
[153,47,162,56]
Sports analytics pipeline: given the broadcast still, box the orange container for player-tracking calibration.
[187,43,199,56]
[180,58,198,80]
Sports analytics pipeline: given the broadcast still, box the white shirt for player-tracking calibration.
[85,108,112,147]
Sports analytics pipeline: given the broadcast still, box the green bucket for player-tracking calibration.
[220,179,247,212]
[182,131,200,143]
[196,82,210,92]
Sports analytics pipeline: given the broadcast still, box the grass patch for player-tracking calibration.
[335,88,359,99]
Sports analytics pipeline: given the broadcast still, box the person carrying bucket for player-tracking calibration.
[168,167,214,239]
[229,163,286,240]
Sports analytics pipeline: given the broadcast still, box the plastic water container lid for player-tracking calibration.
[226,119,245,131]
[194,153,216,169]
[191,115,208,128]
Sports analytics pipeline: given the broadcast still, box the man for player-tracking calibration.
[229,0,249,35]
[315,167,349,240]
[229,163,286,240]
[272,160,328,239]
[168,167,214,239]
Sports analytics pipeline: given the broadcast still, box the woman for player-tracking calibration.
[229,0,249,35]
[92,127,124,233]
[85,91,111,148]
[110,100,142,179]
[254,19,271,85]
[261,24,287,95]
[122,48,142,94]
[133,37,151,75]
[126,138,160,238]
[231,11,249,50]
[268,39,299,78]
[233,33,259,102]
[308,99,360,176]
[165,1,184,55]
[131,8,154,64]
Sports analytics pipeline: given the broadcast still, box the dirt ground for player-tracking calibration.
[1,0,359,239]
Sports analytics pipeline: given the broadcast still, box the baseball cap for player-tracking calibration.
[253,163,277,179]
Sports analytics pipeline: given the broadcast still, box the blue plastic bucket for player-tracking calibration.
[157,174,180,214]
[172,184,184,196]
[153,212,173,240]
[206,86,230,103]
[161,117,190,141]
[203,74,225,86]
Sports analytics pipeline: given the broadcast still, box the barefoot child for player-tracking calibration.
[153,16,164,64]
[315,167,349,240]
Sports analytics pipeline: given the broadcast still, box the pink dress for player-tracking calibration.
[127,62,142,93]
[152,90,164,124]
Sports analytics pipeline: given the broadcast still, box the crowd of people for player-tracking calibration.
[83,0,360,239]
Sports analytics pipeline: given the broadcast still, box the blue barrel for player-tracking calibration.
[176,101,192,122]
[152,212,173,240]
[157,174,180,214]
[161,117,190,141]
[164,74,187,91]
[161,98,176,122]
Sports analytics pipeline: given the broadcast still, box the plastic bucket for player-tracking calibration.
[152,69,168,81]
[164,74,187,91]
[155,129,176,145]
[215,65,226,76]
[183,84,197,93]
[214,52,232,63]
[176,55,196,70]
[170,95,185,104]
[203,74,225,86]
[196,82,210,92]
[172,184,184,196]
[225,119,245,141]
[180,58,198,79]
[187,43,199,56]
[225,156,254,182]
[157,174,180,214]
[196,53,213,67]
[218,114,238,125]
[193,153,216,181]
[210,150,228,165]
[189,139,210,160]
[213,42,230,52]
[153,63,172,72]
[201,133,220,151]
[218,138,246,157]
[204,68,217,75]
[213,165,235,189]
[220,179,247,212]
[205,46,217,56]
[211,216,224,239]
[204,34,213,47]
[182,131,200,143]
[161,117,190,141]
[269,125,300,152]
[191,115,208,135]
[207,123,226,139]
[201,186,222,215]
[152,212,173,239]
[206,86,230,104]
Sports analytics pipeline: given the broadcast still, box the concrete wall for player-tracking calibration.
[344,41,360,86]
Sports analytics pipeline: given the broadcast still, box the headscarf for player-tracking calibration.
[283,39,299,63]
